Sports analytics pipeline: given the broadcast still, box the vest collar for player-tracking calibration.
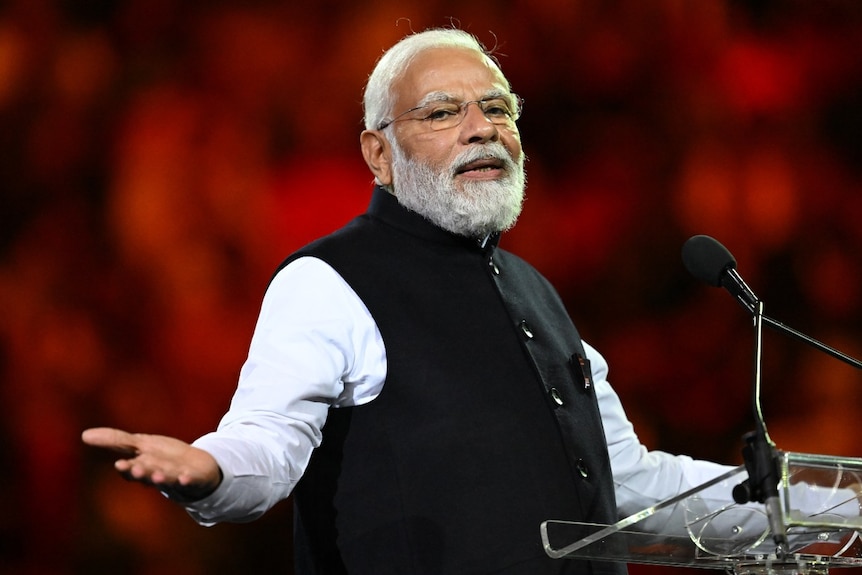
[366,186,501,252]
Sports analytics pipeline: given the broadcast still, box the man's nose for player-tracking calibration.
[459,103,499,144]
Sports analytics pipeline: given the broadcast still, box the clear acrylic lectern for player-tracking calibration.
[542,451,862,574]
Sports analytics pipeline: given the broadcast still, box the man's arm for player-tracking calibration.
[82,256,387,524]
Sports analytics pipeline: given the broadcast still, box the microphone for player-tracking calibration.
[681,235,758,313]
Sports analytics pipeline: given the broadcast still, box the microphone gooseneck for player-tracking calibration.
[681,235,862,370]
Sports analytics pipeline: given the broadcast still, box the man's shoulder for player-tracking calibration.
[274,210,416,276]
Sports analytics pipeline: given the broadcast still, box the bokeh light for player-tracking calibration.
[2,1,862,573]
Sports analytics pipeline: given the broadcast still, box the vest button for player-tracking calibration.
[488,257,500,275]
[519,319,534,340]
[576,458,590,478]
[549,387,564,406]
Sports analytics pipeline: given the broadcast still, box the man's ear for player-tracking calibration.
[360,130,393,187]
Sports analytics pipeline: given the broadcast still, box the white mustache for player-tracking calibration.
[450,143,516,177]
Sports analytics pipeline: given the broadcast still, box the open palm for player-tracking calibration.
[82,427,222,502]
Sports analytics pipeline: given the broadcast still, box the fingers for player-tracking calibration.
[82,428,155,482]
[116,448,222,502]
[82,428,167,484]
[117,458,166,485]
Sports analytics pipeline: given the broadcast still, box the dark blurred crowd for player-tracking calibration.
[2,1,862,573]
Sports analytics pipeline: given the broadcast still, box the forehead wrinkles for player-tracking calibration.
[395,47,510,106]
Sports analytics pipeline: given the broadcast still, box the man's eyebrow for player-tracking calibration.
[482,87,509,100]
[416,91,457,107]
[416,88,510,107]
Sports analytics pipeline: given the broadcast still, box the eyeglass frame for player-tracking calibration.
[376,92,524,131]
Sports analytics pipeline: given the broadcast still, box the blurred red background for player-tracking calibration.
[2,1,862,573]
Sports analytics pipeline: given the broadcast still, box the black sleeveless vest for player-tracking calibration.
[280,187,624,575]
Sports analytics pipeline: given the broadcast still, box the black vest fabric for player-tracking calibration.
[280,187,625,575]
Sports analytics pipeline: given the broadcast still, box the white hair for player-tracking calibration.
[363,28,509,131]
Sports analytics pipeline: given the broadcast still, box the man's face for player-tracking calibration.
[384,47,526,237]
[388,47,524,183]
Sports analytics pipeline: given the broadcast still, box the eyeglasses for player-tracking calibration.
[377,95,523,131]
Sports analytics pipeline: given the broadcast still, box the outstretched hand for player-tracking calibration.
[82,427,223,503]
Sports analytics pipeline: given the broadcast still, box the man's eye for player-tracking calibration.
[483,101,512,117]
[424,107,459,121]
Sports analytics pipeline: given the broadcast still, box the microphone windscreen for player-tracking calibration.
[681,235,737,287]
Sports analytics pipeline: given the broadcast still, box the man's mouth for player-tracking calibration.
[456,157,506,175]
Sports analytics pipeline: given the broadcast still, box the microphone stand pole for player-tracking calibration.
[733,300,789,558]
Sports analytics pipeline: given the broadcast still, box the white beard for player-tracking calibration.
[389,139,526,238]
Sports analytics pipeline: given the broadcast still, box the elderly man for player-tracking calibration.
[83,28,735,574]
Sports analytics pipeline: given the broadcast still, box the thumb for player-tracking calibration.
[81,427,139,455]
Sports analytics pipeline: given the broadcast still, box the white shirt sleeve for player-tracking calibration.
[186,256,386,525]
